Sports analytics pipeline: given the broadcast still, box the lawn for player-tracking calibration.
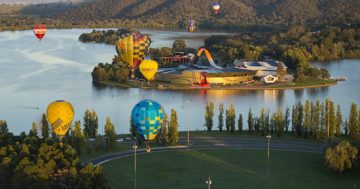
[102,149,360,189]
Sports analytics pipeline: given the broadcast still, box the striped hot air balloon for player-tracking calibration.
[188,19,195,32]
[33,24,47,40]
[116,33,151,68]
[212,2,220,15]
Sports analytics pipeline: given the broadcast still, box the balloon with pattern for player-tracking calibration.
[212,2,221,15]
[131,100,164,152]
[116,33,151,69]
[46,100,74,144]
[188,19,195,32]
[139,59,158,81]
[33,24,47,40]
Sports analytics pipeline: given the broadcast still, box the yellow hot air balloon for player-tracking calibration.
[46,100,74,143]
[139,59,158,81]
[116,33,151,68]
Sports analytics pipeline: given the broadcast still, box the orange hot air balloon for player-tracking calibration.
[33,24,47,40]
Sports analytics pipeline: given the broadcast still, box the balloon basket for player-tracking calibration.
[146,143,151,153]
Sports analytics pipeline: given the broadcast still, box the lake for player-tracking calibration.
[0,29,359,135]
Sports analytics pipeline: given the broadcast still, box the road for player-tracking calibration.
[88,136,330,166]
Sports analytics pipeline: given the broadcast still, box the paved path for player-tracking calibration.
[88,136,330,166]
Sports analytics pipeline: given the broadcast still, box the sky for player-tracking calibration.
[0,0,84,4]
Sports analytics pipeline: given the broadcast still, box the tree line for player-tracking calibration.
[204,99,360,141]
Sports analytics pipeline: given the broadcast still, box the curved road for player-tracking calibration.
[88,136,331,166]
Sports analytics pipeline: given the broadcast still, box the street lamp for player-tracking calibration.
[205,177,212,189]
[266,134,271,176]
[132,143,138,189]
[266,135,271,159]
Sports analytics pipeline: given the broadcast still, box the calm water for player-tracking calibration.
[0,29,359,135]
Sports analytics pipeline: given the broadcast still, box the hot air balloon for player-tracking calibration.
[116,33,151,69]
[188,19,195,32]
[131,99,164,152]
[46,100,74,144]
[33,24,47,40]
[212,2,221,15]
[139,59,158,81]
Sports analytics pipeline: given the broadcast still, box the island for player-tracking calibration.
[80,25,360,90]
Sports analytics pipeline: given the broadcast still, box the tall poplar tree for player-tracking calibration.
[335,105,342,136]
[218,103,224,132]
[204,102,214,131]
[104,117,116,149]
[168,109,179,145]
[238,114,243,132]
[41,113,50,139]
[248,108,254,134]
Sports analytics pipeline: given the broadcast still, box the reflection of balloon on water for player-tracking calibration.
[116,33,151,69]
[46,100,74,144]
[33,24,47,40]
[131,100,164,152]
[212,2,221,15]
[139,59,158,81]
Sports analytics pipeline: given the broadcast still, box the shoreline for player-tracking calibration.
[94,80,337,90]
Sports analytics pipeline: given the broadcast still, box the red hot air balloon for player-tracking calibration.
[33,24,47,40]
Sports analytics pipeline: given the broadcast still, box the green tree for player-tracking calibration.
[349,103,359,142]
[218,103,224,132]
[71,120,85,154]
[295,63,306,82]
[158,114,169,145]
[313,101,322,139]
[248,108,254,134]
[104,117,116,150]
[204,102,214,131]
[284,107,290,133]
[294,102,303,137]
[277,62,287,80]
[259,108,266,136]
[303,100,312,138]
[41,113,50,139]
[275,107,284,137]
[335,105,342,136]
[227,104,236,133]
[83,109,99,138]
[129,116,136,137]
[328,100,336,138]
[325,141,358,173]
[238,114,243,133]
[168,109,179,145]
[172,39,187,52]
[29,122,38,137]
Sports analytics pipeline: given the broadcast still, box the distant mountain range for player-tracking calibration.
[57,0,360,28]
[0,0,85,4]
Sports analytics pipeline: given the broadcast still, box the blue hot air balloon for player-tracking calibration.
[131,99,164,141]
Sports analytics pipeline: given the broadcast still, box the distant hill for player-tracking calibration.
[57,0,360,29]
[0,0,85,4]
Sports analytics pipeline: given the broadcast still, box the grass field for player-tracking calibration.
[102,149,360,189]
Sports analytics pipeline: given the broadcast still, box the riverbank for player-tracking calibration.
[94,79,337,90]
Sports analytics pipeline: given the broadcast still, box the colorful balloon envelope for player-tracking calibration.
[212,2,221,14]
[116,33,151,68]
[46,100,74,139]
[139,59,158,81]
[188,19,195,32]
[131,100,164,141]
[33,24,47,40]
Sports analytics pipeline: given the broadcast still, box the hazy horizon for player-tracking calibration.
[0,0,84,4]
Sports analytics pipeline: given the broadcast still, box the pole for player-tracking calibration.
[206,177,212,189]
[133,144,137,189]
[187,99,191,146]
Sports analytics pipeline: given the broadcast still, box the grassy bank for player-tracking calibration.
[102,149,360,189]
[95,78,337,90]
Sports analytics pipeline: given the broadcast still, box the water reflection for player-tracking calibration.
[1,29,360,134]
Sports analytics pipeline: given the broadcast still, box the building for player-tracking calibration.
[156,65,255,85]
[234,59,286,76]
